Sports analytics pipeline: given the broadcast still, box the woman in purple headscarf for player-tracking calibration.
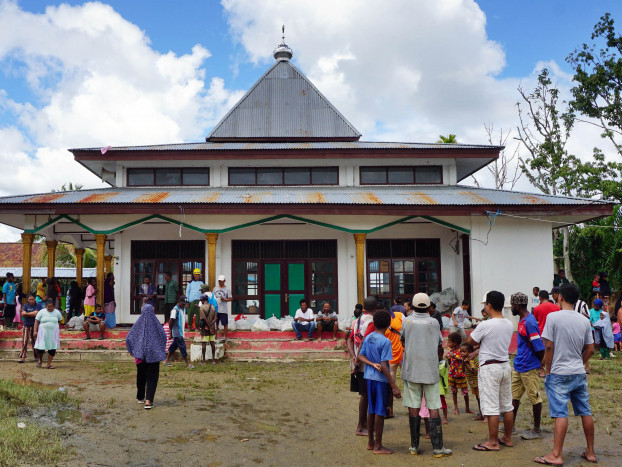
[126,304,167,409]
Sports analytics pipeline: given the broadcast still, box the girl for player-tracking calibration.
[33,298,63,369]
[461,342,483,420]
[438,345,449,424]
[613,320,622,353]
[446,332,471,415]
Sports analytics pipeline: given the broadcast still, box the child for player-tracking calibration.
[438,345,449,424]
[358,310,401,455]
[461,342,483,420]
[446,332,471,415]
[592,273,601,298]
[613,320,622,353]
[199,293,218,365]
[531,287,540,312]
[83,304,106,340]
[19,294,40,363]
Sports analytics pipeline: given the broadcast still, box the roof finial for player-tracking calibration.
[273,25,293,61]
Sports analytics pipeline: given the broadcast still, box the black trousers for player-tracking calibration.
[136,361,160,402]
[3,305,16,327]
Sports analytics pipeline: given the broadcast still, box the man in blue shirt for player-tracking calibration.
[511,292,545,440]
[2,273,17,328]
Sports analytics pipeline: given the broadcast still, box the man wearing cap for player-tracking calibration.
[510,292,545,440]
[401,292,451,457]
[165,296,194,369]
[213,275,232,341]
[185,269,204,331]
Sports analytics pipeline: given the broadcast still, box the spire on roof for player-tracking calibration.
[273,25,293,61]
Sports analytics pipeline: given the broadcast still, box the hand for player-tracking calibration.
[372,363,381,372]
[466,351,478,361]
[392,386,401,398]
[33,332,37,340]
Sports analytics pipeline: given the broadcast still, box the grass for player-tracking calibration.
[0,379,78,466]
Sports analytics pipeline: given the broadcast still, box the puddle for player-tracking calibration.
[253,422,280,433]
[55,409,82,424]
[13,371,59,391]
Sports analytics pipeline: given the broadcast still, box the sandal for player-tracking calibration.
[580,452,597,464]
[36,362,42,368]
[47,365,56,369]
[473,443,500,452]
[534,456,563,466]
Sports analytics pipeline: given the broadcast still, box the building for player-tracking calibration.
[0,39,614,324]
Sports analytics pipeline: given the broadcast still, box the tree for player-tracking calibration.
[437,134,457,144]
[52,182,83,193]
[475,123,522,190]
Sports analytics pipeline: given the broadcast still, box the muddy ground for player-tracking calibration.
[2,357,621,466]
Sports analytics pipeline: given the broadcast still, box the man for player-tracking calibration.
[139,276,157,307]
[468,290,514,452]
[316,301,338,341]
[403,300,413,318]
[574,296,590,319]
[2,272,17,328]
[83,304,106,340]
[531,287,540,312]
[550,286,560,306]
[451,299,478,341]
[510,292,545,440]
[428,302,443,330]
[533,290,560,335]
[536,283,596,465]
[553,269,569,288]
[185,269,204,331]
[401,292,451,457]
[213,275,232,341]
[166,296,194,369]
[162,271,178,323]
[292,298,316,340]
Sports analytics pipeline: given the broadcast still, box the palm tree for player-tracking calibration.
[437,134,458,144]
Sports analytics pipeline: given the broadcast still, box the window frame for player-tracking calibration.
[359,166,443,185]
[228,167,340,186]
[127,167,210,187]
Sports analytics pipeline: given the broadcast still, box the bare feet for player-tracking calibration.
[366,444,374,451]
[482,416,488,423]
[453,409,459,415]
[472,413,485,421]
[355,428,368,436]
[442,418,449,425]
[425,433,431,439]
[466,408,474,414]
[373,446,394,454]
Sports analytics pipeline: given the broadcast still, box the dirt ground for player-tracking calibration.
[2,356,621,467]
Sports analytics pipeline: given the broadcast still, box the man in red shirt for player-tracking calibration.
[533,290,561,334]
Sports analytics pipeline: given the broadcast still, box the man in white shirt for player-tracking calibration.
[467,291,514,452]
[292,298,316,340]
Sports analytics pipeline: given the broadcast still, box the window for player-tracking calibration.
[360,166,442,185]
[229,167,339,186]
[367,239,441,310]
[127,168,210,186]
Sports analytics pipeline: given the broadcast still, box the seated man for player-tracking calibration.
[292,298,316,340]
[83,304,106,340]
[316,301,338,341]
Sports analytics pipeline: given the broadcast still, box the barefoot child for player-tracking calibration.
[446,332,471,415]
[461,342,483,420]
[614,320,622,353]
[358,310,401,454]
[438,346,449,424]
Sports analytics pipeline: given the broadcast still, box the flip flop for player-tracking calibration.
[36,362,42,368]
[472,443,500,452]
[534,456,563,466]
[47,366,56,369]
[581,452,597,464]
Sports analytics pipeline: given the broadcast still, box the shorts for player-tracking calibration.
[511,368,543,405]
[367,380,389,416]
[402,380,442,410]
[217,313,229,326]
[478,362,513,416]
[545,373,591,418]
[167,336,188,358]
[614,332,622,343]
[356,371,367,397]
[201,335,215,342]
[87,321,105,332]
[84,305,95,316]
[318,320,335,331]
[449,325,467,341]
[449,376,468,396]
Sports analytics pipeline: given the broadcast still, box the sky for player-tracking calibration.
[1,0,621,241]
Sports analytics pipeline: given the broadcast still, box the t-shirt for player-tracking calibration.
[294,308,314,322]
[589,308,601,328]
[170,305,186,338]
[531,297,540,311]
[89,310,105,321]
[2,281,16,305]
[469,317,513,363]
[212,286,232,314]
[614,322,621,335]
[430,309,443,329]
[542,309,593,375]
[185,280,204,302]
[452,306,469,328]
[514,313,545,373]
[316,309,338,320]
[575,300,590,319]
[21,302,41,327]
[401,312,442,384]
[84,284,96,306]
[533,301,560,334]
[140,283,156,306]
[352,314,373,373]
[360,332,393,383]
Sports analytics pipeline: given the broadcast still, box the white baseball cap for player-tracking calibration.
[412,292,430,309]
[218,275,226,281]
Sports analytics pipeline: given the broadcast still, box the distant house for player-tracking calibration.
[0,38,614,324]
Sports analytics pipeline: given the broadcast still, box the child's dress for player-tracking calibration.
[438,359,449,409]
[447,349,468,395]
[613,322,621,343]
[464,356,479,398]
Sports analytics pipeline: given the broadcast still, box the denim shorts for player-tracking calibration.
[545,373,591,418]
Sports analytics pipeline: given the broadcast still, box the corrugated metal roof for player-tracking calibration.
[207,60,361,141]
[71,141,502,152]
[0,186,609,207]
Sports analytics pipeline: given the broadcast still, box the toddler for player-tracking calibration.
[461,342,483,420]
[446,332,471,415]
[592,273,601,298]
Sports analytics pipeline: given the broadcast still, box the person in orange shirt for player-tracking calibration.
[385,304,404,418]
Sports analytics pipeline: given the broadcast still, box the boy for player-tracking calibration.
[166,296,194,369]
[451,300,479,341]
[19,294,40,363]
[358,310,401,454]
[531,287,540,312]
[83,304,106,340]
[199,293,218,364]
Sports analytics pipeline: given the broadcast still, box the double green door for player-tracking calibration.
[264,261,306,318]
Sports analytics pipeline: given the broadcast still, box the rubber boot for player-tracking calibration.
[429,417,452,457]
[408,416,421,455]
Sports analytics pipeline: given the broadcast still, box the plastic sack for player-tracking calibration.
[236,319,251,331]
[251,319,270,332]
[429,288,458,314]
[441,316,451,330]
[66,314,85,330]
[280,316,294,332]
[338,319,349,332]
[227,319,236,331]
[266,315,281,330]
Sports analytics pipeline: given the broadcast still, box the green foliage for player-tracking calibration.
[437,134,457,143]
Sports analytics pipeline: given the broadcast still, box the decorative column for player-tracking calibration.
[205,233,219,290]
[104,255,113,275]
[353,233,366,305]
[21,233,34,302]
[75,248,85,287]
[46,240,58,279]
[94,234,107,306]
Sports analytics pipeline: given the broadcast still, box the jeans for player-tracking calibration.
[545,373,591,418]
[136,361,160,402]
[292,321,316,338]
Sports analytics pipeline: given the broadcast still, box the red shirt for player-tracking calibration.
[532,301,560,334]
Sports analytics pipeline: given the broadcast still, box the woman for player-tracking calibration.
[126,303,167,409]
[67,281,82,321]
[104,273,116,329]
[33,298,63,369]
[36,281,46,304]
[46,278,59,310]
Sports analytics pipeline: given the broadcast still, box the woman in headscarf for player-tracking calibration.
[594,310,615,360]
[36,281,46,304]
[33,298,63,369]
[126,303,167,409]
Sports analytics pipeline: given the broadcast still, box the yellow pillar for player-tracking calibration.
[353,233,366,304]
[21,233,34,303]
[205,233,219,290]
[104,255,113,275]
[75,248,85,287]
[94,234,107,306]
[46,240,58,279]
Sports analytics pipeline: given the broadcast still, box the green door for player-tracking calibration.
[286,262,306,317]
[264,263,282,318]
